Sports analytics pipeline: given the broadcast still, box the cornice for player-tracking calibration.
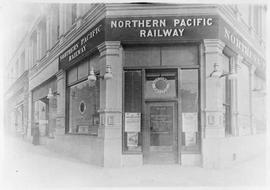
[204,39,225,54]
[105,4,218,17]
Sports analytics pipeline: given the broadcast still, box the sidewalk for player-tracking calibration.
[1,136,269,189]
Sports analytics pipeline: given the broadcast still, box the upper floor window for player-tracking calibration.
[15,60,19,78]
[237,4,250,25]
[20,51,25,75]
[71,4,77,24]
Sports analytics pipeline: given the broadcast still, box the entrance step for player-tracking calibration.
[181,154,201,166]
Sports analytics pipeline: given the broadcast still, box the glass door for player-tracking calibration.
[144,102,177,164]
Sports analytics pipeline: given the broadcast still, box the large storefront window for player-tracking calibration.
[238,61,251,135]
[15,104,24,134]
[34,98,49,137]
[123,70,142,152]
[181,69,199,152]
[68,79,100,135]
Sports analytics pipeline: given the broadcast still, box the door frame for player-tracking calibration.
[143,101,178,164]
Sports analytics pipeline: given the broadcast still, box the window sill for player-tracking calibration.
[66,132,98,137]
[122,151,142,155]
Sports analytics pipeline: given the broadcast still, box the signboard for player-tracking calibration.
[125,113,141,132]
[182,112,198,132]
[219,19,264,66]
[106,16,219,42]
[58,15,265,70]
[185,132,197,146]
[59,19,105,70]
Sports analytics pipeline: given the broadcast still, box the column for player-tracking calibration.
[48,96,56,138]
[231,54,242,136]
[250,64,256,134]
[55,69,66,135]
[97,41,122,167]
[26,92,33,139]
[204,39,226,138]
[23,84,29,139]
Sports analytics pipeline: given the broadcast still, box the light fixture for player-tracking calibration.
[209,63,223,78]
[88,65,113,82]
[47,88,60,99]
[209,63,237,80]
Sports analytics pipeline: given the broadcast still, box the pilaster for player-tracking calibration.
[250,64,256,134]
[231,54,243,136]
[55,69,66,135]
[97,41,123,167]
[203,39,226,138]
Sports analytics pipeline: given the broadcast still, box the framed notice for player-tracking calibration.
[127,132,138,147]
[125,113,141,132]
[185,132,197,146]
[182,112,198,132]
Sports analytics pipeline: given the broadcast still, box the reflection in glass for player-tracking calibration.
[181,69,199,152]
[68,80,100,135]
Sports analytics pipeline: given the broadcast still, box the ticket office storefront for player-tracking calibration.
[122,44,200,164]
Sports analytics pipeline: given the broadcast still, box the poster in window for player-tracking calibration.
[185,132,197,146]
[125,113,141,132]
[182,112,198,132]
[127,132,138,147]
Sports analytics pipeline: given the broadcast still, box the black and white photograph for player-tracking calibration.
[0,0,269,189]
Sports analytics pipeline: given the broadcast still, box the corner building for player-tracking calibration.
[4,3,266,168]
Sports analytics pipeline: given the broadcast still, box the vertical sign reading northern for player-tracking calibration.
[106,16,219,42]
[59,20,105,69]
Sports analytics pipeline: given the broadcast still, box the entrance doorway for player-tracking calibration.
[143,102,177,164]
[123,67,200,165]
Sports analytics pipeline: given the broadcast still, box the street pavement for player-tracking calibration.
[1,136,269,189]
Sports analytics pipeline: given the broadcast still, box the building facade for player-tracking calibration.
[4,3,266,168]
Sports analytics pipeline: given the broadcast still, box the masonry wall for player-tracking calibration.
[202,134,266,168]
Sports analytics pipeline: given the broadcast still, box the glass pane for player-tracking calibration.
[124,46,160,67]
[161,46,198,66]
[67,67,78,85]
[78,60,88,80]
[124,71,142,112]
[181,69,199,152]
[124,70,142,152]
[69,80,100,135]
[145,69,177,99]
[150,105,173,147]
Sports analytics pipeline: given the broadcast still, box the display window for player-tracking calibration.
[68,79,100,135]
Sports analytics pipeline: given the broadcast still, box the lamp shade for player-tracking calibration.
[88,67,97,81]
[47,88,54,99]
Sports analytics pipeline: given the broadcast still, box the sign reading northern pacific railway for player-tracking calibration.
[59,15,264,70]
[105,16,219,42]
[59,20,105,69]
[219,19,264,66]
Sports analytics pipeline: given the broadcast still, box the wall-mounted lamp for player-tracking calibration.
[47,88,60,99]
[209,63,237,80]
[88,65,113,82]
